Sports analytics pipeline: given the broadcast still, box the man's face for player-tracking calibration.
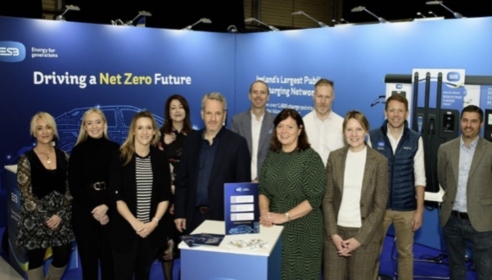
[313,84,334,116]
[460,111,482,140]
[249,82,269,109]
[201,99,227,134]
[385,100,409,130]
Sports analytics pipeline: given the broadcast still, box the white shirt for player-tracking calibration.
[453,136,478,212]
[338,147,366,228]
[250,111,263,181]
[303,110,345,166]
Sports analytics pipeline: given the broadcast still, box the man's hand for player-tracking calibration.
[175,218,186,233]
[412,210,424,231]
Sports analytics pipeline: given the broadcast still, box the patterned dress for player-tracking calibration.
[259,148,326,280]
[16,149,74,250]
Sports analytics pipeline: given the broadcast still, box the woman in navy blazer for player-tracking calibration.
[109,110,171,280]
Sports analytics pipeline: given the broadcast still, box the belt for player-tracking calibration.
[87,181,106,191]
[451,210,469,220]
[197,206,210,214]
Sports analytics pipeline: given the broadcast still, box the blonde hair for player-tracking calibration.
[343,110,370,132]
[75,108,109,146]
[120,111,161,165]
[30,112,59,140]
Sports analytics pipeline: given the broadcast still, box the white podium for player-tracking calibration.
[178,220,283,280]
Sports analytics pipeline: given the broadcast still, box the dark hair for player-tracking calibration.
[270,109,310,152]
[161,94,193,134]
[249,80,270,95]
[343,110,370,132]
[461,105,483,122]
[385,94,408,111]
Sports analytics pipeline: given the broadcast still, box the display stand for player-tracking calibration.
[178,220,283,280]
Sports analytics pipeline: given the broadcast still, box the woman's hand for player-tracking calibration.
[260,212,288,226]
[130,219,145,233]
[260,211,274,227]
[136,220,158,238]
[99,215,109,225]
[339,237,361,257]
[92,204,108,221]
[331,234,345,253]
[46,215,62,231]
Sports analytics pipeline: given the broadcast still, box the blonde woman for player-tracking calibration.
[17,112,74,280]
[323,111,388,280]
[68,108,119,280]
[109,110,171,279]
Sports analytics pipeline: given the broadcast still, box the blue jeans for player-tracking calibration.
[443,215,492,280]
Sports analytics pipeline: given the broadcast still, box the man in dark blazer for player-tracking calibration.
[174,92,251,234]
[437,105,492,279]
[231,80,275,181]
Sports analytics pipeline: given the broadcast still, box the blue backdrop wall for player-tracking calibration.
[2,15,492,249]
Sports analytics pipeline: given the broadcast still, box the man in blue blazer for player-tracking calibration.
[174,92,251,234]
[438,105,492,279]
[231,80,275,181]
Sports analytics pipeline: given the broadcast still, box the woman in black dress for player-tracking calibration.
[17,112,74,280]
[158,94,193,280]
[68,108,120,279]
[109,110,171,280]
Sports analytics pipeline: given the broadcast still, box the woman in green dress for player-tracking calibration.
[259,108,326,280]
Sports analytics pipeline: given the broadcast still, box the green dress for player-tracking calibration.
[259,148,326,280]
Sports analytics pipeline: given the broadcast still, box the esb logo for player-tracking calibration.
[447,72,461,82]
[0,41,26,62]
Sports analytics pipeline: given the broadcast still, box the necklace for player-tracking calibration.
[35,147,53,164]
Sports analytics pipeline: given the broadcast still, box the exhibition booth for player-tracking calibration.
[2,14,492,277]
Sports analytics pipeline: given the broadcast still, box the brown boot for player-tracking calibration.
[26,266,44,280]
[44,264,67,280]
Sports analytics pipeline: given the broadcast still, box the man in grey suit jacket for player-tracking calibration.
[231,80,275,181]
[437,105,492,279]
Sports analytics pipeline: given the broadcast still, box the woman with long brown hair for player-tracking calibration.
[158,94,193,279]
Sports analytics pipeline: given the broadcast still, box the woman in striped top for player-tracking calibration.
[109,110,171,279]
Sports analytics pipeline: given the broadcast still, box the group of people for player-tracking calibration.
[15,77,492,280]
[17,96,191,279]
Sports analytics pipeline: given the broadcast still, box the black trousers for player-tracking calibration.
[27,243,71,270]
[73,211,114,280]
[113,236,158,280]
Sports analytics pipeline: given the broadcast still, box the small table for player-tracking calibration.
[178,220,283,280]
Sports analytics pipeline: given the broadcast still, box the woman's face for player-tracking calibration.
[344,118,367,152]
[134,117,156,147]
[169,99,186,123]
[34,118,54,144]
[276,116,300,152]
[84,112,105,139]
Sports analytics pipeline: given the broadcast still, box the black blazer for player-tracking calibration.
[108,146,171,252]
[174,127,251,231]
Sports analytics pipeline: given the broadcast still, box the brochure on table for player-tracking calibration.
[224,182,259,235]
